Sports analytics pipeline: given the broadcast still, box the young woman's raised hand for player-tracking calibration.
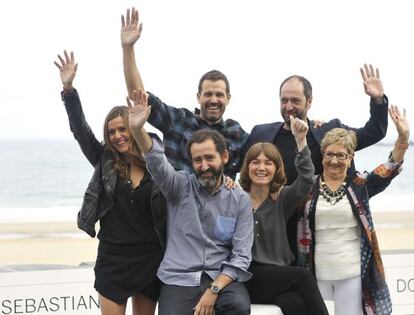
[54,50,78,90]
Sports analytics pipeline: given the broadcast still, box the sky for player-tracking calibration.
[0,0,413,143]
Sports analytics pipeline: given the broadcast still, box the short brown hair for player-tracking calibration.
[239,142,286,193]
[198,70,230,96]
[320,128,357,155]
[186,129,227,159]
[279,75,312,101]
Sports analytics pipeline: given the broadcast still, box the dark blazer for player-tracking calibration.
[61,89,167,250]
[243,96,389,175]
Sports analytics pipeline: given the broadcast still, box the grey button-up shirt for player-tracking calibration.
[145,136,253,286]
[252,146,315,266]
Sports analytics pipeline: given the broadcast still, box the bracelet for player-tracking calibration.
[395,142,409,150]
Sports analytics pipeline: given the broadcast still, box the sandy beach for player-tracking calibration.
[0,221,98,266]
[1,211,413,267]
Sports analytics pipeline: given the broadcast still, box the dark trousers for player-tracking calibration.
[158,273,250,315]
[246,263,329,315]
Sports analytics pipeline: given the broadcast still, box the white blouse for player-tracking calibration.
[314,195,361,280]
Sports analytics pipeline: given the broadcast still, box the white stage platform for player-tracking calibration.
[1,251,413,314]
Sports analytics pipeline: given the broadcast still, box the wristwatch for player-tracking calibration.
[388,151,395,163]
[210,283,221,294]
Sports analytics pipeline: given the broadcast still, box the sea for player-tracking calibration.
[0,139,413,224]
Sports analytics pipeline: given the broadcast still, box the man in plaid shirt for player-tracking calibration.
[121,8,247,179]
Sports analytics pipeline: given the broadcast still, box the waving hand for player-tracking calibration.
[54,50,77,90]
[389,105,410,142]
[121,7,142,48]
[127,89,151,130]
[360,64,384,103]
[389,105,410,163]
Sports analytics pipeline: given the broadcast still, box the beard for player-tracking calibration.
[281,109,307,126]
[195,165,224,192]
[200,103,224,124]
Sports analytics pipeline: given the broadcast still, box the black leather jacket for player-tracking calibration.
[62,89,167,250]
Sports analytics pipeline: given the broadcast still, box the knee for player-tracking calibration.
[231,294,250,315]
[216,285,250,315]
[275,292,306,315]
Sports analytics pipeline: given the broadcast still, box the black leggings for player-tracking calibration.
[245,263,328,315]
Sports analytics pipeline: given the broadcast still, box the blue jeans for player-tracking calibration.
[158,273,250,315]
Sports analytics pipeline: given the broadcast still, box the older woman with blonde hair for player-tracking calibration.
[297,105,410,315]
[240,116,328,315]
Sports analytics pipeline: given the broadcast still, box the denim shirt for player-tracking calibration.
[145,136,253,286]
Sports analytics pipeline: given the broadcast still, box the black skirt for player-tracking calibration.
[94,241,163,304]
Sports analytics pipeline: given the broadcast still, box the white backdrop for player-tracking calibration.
[0,0,413,142]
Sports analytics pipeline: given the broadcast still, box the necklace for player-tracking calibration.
[319,180,346,205]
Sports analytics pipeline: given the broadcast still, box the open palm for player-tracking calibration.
[121,7,142,47]
[54,50,77,88]
[128,90,151,130]
[360,64,383,99]
[389,105,410,140]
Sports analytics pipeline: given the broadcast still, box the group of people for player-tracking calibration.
[54,7,410,315]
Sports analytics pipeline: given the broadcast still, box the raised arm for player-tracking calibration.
[281,117,315,217]
[127,90,152,153]
[121,7,185,134]
[389,105,410,163]
[121,7,145,99]
[128,90,186,200]
[360,63,384,104]
[54,50,78,92]
[54,51,102,166]
[365,105,409,198]
[344,64,388,150]
[290,115,308,152]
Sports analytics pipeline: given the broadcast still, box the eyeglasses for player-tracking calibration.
[323,152,349,160]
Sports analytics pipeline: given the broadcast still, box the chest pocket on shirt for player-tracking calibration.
[214,215,236,241]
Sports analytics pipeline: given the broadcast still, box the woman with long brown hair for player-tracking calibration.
[54,50,166,315]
